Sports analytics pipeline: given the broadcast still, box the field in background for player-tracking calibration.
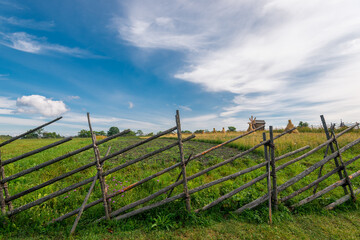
[0,130,360,239]
[175,130,360,155]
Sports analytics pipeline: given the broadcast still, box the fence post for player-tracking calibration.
[320,115,348,195]
[0,151,6,214]
[87,113,111,220]
[263,133,272,224]
[175,110,191,212]
[331,129,356,201]
[70,146,112,235]
[0,151,13,212]
[269,126,278,210]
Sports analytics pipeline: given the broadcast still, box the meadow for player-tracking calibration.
[0,128,359,239]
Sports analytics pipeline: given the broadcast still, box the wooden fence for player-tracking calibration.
[0,112,359,234]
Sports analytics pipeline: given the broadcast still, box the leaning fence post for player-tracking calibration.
[320,115,348,195]
[331,129,356,201]
[70,146,112,235]
[263,133,272,224]
[0,151,6,214]
[175,110,191,212]
[269,126,278,210]
[87,113,111,220]
[0,151,13,212]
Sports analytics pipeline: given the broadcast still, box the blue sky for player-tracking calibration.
[0,0,360,136]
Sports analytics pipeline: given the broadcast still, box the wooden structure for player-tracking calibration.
[248,116,265,131]
[0,113,359,234]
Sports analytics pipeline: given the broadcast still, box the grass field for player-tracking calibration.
[0,129,359,239]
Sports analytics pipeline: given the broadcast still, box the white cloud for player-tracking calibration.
[116,0,360,125]
[128,101,134,109]
[16,95,68,117]
[0,32,94,57]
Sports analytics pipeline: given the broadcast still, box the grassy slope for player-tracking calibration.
[0,131,359,239]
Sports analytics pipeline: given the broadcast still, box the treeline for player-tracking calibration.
[21,128,63,139]
[77,127,148,138]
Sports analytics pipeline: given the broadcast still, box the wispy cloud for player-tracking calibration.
[0,16,54,30]
[115,0,360,125]
[0,73,10,80]
[128,101,134,109]
[66,96,80,101]
[0,32,95,57]
[179,105,192,111]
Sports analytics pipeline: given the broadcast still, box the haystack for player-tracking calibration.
[247,122,254,132]
[222,127,226,133]
[212,128,216,133]
[285,120,299,133]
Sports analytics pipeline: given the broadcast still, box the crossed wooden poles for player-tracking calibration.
[0,113,359,235]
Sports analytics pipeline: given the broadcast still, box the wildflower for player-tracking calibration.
[121,195,124,197]
[113,201,115,203]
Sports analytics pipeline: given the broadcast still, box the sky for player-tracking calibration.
[0,0,360,136]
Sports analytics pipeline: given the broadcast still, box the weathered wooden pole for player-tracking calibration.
[70,146,111,235]
[313,143,330,194]
[0,151,6,214]
[263,133,272,224]
[0,151,12,212]
[176,110,191,212]
[320,115,348,195]
[269,126,278,210]
[87,113,110,220]
[331,129,356,201]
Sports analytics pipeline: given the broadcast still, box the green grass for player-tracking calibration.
[0,132,359,239]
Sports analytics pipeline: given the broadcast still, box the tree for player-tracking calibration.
[95,130,106,136]
[228,126,236,132]
[194,129,204,134]
[181,130,192,134]
[42,132,61,138]
[298,121,309,128]
[124,130,136,136]
[23,128,43,139]
[107,126,120,136]
[136,130,144,136]
[78,129,91,138]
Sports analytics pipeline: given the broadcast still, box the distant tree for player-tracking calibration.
[78,129,91,138]
[42,132,61,138]
[123,130,136,137]
[194,130,204,134]
[298,121,309,128]
[146,132,154,136]
[181,130,192,134]
[107,126,120,136]
[136,130,144,136]
[95,130,106,136]
[228,126,236,132]
[23,128,43,139]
